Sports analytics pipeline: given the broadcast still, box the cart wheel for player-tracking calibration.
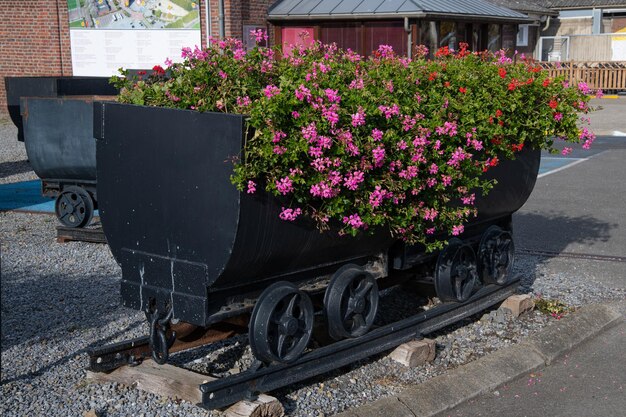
[249,282,314,364]
[435,238,478,302]
[324,264,379,340]
[478,226,515,285]
[54,186,94,228]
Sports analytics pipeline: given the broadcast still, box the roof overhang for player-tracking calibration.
[268,0,532,24]
[268,12,531,24]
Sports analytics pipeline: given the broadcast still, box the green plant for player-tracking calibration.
[112,36,595,251]
[535,297,573,319]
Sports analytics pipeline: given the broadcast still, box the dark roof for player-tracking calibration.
[543,0,626,8]
[268,0,531,22]
[489,0,558,15]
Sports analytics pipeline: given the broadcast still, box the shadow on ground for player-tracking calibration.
[514,211,616,252]
[513,210,618,292]
[0,160,33,179]
[1,272,125,351]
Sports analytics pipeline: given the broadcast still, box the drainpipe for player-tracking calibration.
[218,0,225,39]
[404,17,412,59]
[205,0,212,42]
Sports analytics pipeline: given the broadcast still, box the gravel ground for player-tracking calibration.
[1,114,625,417]
[0,118,38,184]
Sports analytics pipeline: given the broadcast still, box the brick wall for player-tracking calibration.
[0,1,273,116]
[0,0,72,116]
[207,0,273,41]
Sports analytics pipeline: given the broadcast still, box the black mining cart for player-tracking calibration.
[5,76,117,227]
[88,102,540,409]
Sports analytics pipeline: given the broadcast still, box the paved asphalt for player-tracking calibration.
[437,98,626,416]
[438,320,626,417]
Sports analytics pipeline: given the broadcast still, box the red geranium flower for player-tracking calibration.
[152,65,166,76]
[459,87,467,93]
[549,99,558,109]
[435,46,450,57]
[499,68,507,79]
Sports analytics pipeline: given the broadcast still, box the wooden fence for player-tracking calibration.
[538,62,626,92]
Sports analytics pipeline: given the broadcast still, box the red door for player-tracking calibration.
[281,27,315,56]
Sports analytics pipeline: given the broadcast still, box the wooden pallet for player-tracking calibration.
[56,226,107,243]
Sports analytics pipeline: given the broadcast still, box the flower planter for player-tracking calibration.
[94,102,540,327]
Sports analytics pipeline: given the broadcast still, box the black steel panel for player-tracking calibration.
[56,77,117,96]
[5,77,57,142]
[96,103,243,324]
[218,191,392,290]
[21,97,98,181]
[475,147,541,220]
[4,76,116,141]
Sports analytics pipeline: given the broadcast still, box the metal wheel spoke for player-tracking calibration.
[60,195,74,209]
[354,280,373,299]
[343,305,356,321]
[454,275,464,297]
[351,314,365,331]
[284,294,299,318]
[276,333,287,358]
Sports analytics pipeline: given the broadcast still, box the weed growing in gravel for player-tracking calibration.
[534,297,573,319]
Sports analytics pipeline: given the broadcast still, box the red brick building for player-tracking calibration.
[0,0,529,115]
[0,0,274,115]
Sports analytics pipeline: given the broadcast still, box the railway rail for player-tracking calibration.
[519,249,626,263]
[88,277,522,409]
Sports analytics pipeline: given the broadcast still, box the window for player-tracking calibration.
[502,24,517,51]
[243,25,268,50]
[487,24,501,52]
[517,24,529,47]
[419,20,438,58]
[439,21,457,51]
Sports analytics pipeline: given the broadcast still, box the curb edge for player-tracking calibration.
[335,303,623,417]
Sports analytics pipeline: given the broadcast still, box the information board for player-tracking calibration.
[67,0,201,76]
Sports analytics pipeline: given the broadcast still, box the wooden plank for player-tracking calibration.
[224,394,285,417]
[388,338,436,367]
[86,361,215,405]
[57,226,106,243]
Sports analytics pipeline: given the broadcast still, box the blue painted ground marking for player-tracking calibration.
[0,180,98,215]
[0,180,52,212]
[538,157,586,178]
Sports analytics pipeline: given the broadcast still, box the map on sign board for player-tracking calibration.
[66,0,200,30]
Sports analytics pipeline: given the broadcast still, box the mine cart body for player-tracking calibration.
[94,102,541,328]
[5,76,118,227]
[5,76,116,142]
